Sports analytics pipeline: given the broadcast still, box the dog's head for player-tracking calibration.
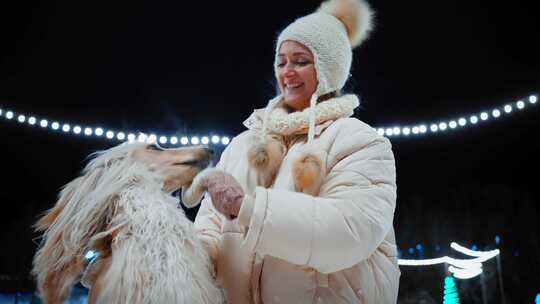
[32,142,213,302]
[131,143,213,192]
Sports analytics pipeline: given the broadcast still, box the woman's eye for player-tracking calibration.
[277,62,285,68]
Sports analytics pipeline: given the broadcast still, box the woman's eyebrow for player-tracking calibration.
[278,52,311,57]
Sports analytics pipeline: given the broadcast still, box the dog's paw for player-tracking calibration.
[293,154,323,195]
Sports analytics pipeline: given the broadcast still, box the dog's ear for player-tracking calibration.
[35,176,83,231]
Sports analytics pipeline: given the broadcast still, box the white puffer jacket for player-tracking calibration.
[195,94,400,304]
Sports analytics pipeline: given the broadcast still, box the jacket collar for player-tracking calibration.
[243,94,359,137]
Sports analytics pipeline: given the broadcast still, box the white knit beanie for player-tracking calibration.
[269,0,375,144]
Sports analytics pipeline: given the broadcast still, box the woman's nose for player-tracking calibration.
[283,65,296,77]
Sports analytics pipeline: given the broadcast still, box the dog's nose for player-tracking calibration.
[205,148,214,156]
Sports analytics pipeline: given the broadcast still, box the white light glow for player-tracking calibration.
[191,137,200,145]
[222,136,230,145]
[40,119,48,127]
[6,111,14,119]
[448,265,483,280]
[106,131,115,139]
[377,128,385,136]
[458,118,467,126]
[28,117,36,125]
[403,127,410,136]
[480,112,488,121]
[73,126,82,134]
[170,136,178,145]
[449,121,457,129]
[516,101,525,109]
[180,137,189,145]
[62,124,70,132]
[201,136,209,144]
[398,242,500,280]
[18,115,25,123]
[159,136,167,144]
[529,95,537,104]
[504,104,512,113]
[127,133,136,142]
[84,127,92,136]
[393,127,400,135]
[385,128,393,136]
[117,132,125,141]
[470,116,478,124]
[211,135,220,144]
[84,250,96,260]
[51,122,60,130]
[148,134,157,144]
[430,124,438,132]
[138,134,148,143]
[0,109,2,116]
[95,128,104,136]
[439,122,447,131]
[412,126,419,134]
[492,109,501,118]
[419,125,427,133]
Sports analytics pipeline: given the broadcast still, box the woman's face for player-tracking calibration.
[276,40,318,111]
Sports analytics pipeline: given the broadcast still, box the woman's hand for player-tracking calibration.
[202,170,244,220]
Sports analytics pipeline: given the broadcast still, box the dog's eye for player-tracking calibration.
[147,144,164,151]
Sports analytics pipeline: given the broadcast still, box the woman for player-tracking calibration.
[194,0,400,302]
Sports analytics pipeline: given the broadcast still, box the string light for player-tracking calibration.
[0,94,536,143]
[116,132,125,141]
[398,242,500,280]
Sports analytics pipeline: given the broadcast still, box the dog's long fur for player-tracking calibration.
[32,143,223,303]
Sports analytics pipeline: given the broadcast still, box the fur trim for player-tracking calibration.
[244,94,359,137]
[247,134,287,188]
[318,0,375,48]
[293,153,324,196]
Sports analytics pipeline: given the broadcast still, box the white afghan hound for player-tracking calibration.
[32,142,223,304]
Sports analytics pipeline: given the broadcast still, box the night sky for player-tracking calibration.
[1,0,539,302]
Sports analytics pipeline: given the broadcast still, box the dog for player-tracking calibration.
[32,142,223,304]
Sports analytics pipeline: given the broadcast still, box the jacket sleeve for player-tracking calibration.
[193,143,233,275]
[239,120,397,274]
